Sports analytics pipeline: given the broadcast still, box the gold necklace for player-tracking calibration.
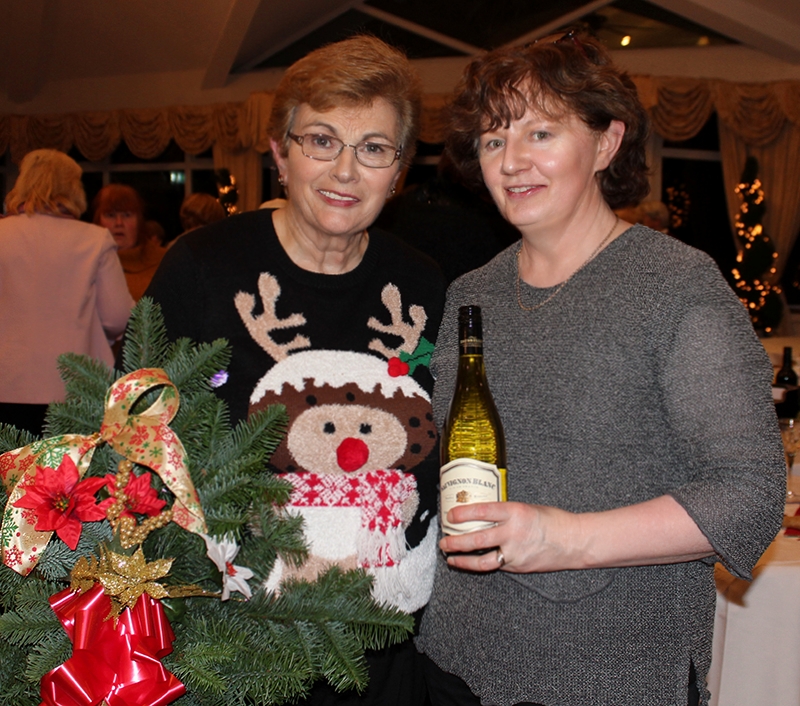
[516,216,619,312]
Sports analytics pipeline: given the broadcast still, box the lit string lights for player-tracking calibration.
[215,168,239,216]
[665,184,690,230]
[731,156,782,334]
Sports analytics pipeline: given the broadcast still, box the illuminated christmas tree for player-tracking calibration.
[731,156,783,334]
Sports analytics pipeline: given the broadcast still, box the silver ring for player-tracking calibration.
[496,550,505,567]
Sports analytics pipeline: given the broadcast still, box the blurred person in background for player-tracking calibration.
[376,152,520,284]
[168,192,226,248]
[0,149,133,435]
[143,218,168,247]
[639,199,672,234]
[92,183,165,300]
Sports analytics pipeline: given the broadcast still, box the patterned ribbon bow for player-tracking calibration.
[0,368,206,575]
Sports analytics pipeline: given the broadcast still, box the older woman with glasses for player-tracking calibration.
[414,31,784,706]
[145,35,445,706]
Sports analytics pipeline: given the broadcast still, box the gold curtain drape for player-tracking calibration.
[3,78,800,234]
[4,79,799,166]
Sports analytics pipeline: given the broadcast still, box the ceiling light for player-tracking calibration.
[621,35,631,47]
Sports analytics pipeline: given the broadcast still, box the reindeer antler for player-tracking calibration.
[235,273,310,362]
[367,284,427,359]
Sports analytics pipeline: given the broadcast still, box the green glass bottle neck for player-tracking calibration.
[458,325,483,356]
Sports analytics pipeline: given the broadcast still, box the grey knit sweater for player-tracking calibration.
[416,225,785,706]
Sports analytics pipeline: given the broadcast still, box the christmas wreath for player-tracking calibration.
[0,299,413,706]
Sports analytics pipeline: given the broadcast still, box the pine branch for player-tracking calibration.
[56,352,117,402]
[45,398,104,436]
[24,630,72,683]
[122,297,171,371]
[168,614,243,695]
[164,338,231,397]
[318,621,368,693]
[34,520,113,581]
[9,575,64,612]
[0,602,61,648]
[0,298,418,705]
[0,640,40,706]
[0,565,26,611]
[211,406,288,474]
[245,505,308,576]
[0,423,38,453]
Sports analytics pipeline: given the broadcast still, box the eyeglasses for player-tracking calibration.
[555,29,587,56]
[287,132,402,169]
[526,28,588,57]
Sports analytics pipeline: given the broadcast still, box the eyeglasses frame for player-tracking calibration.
[525,28,588,57]
[286,132,402,169]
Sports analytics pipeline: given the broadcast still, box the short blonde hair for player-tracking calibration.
[5,149,87,218]
[268,35,422,168]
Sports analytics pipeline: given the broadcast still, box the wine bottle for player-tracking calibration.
[775,346,799,418]
[440,305,507,536]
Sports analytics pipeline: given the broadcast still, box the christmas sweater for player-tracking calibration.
[145,209,446,611]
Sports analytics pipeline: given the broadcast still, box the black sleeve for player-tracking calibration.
[143,237,207,343]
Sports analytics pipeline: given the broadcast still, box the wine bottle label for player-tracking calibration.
[440,458,505,535]
[459,336,483,354]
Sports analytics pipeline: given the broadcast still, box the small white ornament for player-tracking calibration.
[201,533,254,601]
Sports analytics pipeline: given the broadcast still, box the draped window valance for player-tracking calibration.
[1,76,799,163]
[3,72,799,330]
[3,75,800,327]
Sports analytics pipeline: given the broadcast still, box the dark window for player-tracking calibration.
[661,114,735,285]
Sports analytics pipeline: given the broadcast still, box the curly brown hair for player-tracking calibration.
[268,35,422,169]
[446,31,650,209]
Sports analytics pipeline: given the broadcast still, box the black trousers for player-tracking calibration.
[296,638,427,706]
[0,402,47,436]
[421,653,700,706]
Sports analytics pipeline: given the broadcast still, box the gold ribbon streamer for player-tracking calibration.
[1,368,206,575]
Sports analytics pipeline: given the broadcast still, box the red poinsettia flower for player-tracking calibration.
[101,470,166,518]
[12,455,107,550]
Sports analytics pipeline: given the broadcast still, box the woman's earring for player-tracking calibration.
[278,174,286,186]
[390,186,396,196]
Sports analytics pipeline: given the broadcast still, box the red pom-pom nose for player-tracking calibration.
[337,437,370,472]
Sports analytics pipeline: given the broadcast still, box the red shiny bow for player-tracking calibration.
[40,583,185,706]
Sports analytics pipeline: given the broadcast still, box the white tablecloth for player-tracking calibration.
[708,477,800,706]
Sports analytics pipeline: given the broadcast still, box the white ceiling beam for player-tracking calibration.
[650,0,800,64]
[234,0,361,73]
[203,0,264,89]
[358,5,483,56]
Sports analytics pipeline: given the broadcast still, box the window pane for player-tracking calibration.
[662,157,735,282]
[80,172,104,223]
[191,169,218,197]
[111,171,184,241]
[781,232,800,305]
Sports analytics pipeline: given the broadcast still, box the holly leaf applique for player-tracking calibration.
[400,336,435,375]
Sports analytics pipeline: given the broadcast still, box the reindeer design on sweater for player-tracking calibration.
[235,273,438,611]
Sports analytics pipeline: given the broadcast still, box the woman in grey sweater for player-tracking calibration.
[415,30,785,706]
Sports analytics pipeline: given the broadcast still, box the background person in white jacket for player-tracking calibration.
[0,149,134,435]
